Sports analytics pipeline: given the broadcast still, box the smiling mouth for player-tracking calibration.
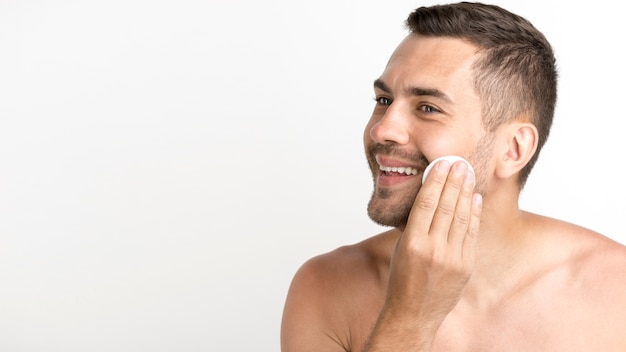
[378,165,419,176]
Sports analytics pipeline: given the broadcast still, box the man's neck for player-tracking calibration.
[460,190,540,310]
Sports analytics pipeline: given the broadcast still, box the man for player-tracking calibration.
[281,2,626,351]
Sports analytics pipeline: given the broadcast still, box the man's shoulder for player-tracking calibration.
[563,226,626,345]
[281,230,398,348]
[293,229,399,288]
[531,213,626,258]
[545,216,626,267]
[556,218,626,267]
[523,213,626,291]
[575,229,626,283]
[546,218,626,304]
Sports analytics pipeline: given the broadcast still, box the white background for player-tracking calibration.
[0,0,623,351]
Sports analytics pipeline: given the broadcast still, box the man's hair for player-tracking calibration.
[406,2,557,189]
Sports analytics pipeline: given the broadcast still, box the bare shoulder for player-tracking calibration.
[281,229,398,352]
[527,211,625,258]
[542,214,626,271]
[568,221,626,295]
[533,213,626,343]
[535,212,626,280]
[566,221,626,345]
[496,213,626,348]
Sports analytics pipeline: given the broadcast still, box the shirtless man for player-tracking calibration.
[281,2,626,351]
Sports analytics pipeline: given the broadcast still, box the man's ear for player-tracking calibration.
[494,122,538,179]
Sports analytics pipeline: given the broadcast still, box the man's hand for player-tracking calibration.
[364,159,483,351]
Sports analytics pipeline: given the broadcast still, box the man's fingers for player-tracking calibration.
[404,159,479,260]
[405,159,451,237]
[446,163,476,250]
[428,161,470,245]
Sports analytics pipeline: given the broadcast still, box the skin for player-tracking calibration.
[281,34,626,352]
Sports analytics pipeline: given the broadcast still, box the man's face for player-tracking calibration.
[363,34,490,229]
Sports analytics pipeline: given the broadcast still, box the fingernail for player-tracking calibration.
[453,160,468,174]
[436,159,451,172]
[473,193,483,208]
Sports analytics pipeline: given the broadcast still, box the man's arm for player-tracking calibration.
[363,160,482,351]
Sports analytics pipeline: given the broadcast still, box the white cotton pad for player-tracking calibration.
[422,155,474,184]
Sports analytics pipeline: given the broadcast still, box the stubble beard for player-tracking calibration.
[365,144,427,229]
[367,183,419,229]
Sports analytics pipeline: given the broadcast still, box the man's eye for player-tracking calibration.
[419,105,440,113]
[375,97,392,106]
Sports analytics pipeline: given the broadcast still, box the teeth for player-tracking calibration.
[378,165,418,175]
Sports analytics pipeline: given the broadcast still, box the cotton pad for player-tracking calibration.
[422,155,474,184]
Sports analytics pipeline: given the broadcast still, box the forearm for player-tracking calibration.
[361,307,443,352]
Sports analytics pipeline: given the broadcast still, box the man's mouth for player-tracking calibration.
[378,164,419,176]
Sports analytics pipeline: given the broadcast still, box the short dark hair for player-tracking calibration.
[406,2,557,188]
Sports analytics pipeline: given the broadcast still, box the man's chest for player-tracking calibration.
[346,290,623,352]
[429,296,621,351]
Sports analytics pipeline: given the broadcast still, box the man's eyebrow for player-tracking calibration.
[373,78,452,103]
[409,87,453,103]
[373,79,391,93]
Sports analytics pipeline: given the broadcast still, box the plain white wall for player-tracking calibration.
[0,0,623,351]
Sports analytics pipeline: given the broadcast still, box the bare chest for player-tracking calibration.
[430,290,623,352]
[348,286,624,352]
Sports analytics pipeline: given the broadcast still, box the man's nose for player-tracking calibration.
[369,104,410,145]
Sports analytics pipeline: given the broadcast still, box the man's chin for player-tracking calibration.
[366,187,415,229]
[366,202,410,229]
